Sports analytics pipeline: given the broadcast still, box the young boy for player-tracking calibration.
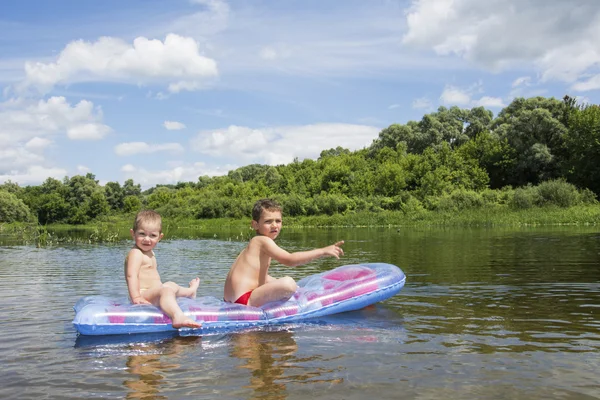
[125,210,202,329]
[224,199,344,307]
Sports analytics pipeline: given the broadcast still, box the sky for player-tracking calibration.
[1,0,599,189]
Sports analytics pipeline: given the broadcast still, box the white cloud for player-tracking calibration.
[388,104,401,110]
[512,76,532,88]
[0,165,67,186]
[190,123,380,166]
[0,146,45,172]
[475,96,505,108]
[440,84,505,108]
[0,96,111,144]
[114,142,185,156]
[440,86,471,106]
[402,0,600,89]
[120,162,230,189]
[67,123,112,140]
[0,96,111,178]
[25,137,53,152]
[259,47,278,60]
[412,97,432,109]
[571,75,600,92]
[163,120,186,130]
[77,165,90,174]
[20,34,218,94]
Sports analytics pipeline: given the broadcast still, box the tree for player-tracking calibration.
[457,131,516,189]
[36,193,71,224]
[0,180,21,194]
[123,179,141,197]
[319,146,351,159]
[123,195,142,213]
[491,97,568,186]
[0,190,34,223]
[464,107,494,139]
[563,103,600,194]
[104,181,124,211]
[374,162,408,196]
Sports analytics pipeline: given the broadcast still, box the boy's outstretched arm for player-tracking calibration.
[125,249,151,305]
[260,237,344,267]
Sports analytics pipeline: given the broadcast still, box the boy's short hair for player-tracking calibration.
[133,210,162,231]
[252,199,282,221]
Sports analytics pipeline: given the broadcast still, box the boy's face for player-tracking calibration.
[252,209,282,240]
[130,222,163,252]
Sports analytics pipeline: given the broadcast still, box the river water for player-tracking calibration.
[0,226,599,399]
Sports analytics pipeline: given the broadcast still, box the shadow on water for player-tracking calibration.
[74,331,182,349]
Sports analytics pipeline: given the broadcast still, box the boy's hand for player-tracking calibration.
[132,296,151,305]
[324,241,344,259]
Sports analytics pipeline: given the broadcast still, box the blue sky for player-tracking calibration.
[1,0,599,189]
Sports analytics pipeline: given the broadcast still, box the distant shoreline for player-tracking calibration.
[2,204,599,246]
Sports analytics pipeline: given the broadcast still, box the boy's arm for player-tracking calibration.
[260,237,345,267]
[125,249,151,305]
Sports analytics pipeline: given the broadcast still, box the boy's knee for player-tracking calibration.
[162,282,179,291]
[281,276,297,293]
[160,284,177,296]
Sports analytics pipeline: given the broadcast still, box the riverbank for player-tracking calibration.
[2,203,599,246]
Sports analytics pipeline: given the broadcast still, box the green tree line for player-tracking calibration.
[1,95,599,224]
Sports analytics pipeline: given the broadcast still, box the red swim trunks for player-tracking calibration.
[234,290,253,306]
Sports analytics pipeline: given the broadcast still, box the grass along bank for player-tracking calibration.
[2,203,599,247]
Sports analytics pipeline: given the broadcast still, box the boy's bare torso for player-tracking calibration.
[125,248,163,291]
[224,236,272,302]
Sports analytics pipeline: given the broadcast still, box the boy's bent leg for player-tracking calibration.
[157,286,202,329]
[248,276,297,307]
[164,279,200,299]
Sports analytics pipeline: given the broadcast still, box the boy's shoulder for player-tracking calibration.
[126,247,155,258]
[247,235,276,248]
[249,235,274,244]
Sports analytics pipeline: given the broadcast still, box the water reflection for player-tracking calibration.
[229,328,343,399]
[74,333,201,399]
[123,336,201,399]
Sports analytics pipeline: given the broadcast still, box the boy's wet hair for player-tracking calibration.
[133,210,162,231]
[252,199,282,221]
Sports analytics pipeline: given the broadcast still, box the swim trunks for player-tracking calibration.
[234,290,253,306]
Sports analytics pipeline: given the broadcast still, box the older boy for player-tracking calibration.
[125,210,201,329]
[224,199,344,307]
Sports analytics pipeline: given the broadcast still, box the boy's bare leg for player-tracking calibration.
[163,278,200,299]
[248,276,298,308]
[146,286,202,329]
[181,277,200,298]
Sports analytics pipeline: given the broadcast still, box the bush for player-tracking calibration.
[510,186,540,209]
[579,188,598,205]
[481,189,501,205]
[279,194,306,217]
[313,193,353,215]
[401,196,427,220]
[0,190,34,223]
[536,179,581,207]
[123,196,142,213]
[436,189,484,211]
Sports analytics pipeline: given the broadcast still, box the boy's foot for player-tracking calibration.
[188,277,200,298]
[172,315,202,329]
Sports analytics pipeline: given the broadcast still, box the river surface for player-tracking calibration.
[0,226,599,399]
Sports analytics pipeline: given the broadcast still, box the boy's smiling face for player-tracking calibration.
[130,222,163,252]
[252,209,282,240]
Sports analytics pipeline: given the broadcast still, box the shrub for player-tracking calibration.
[510,186,540,209]
[436,189,484,211]
[0,190,34,223]
[401,196,426,219]
[536,179,581,207]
